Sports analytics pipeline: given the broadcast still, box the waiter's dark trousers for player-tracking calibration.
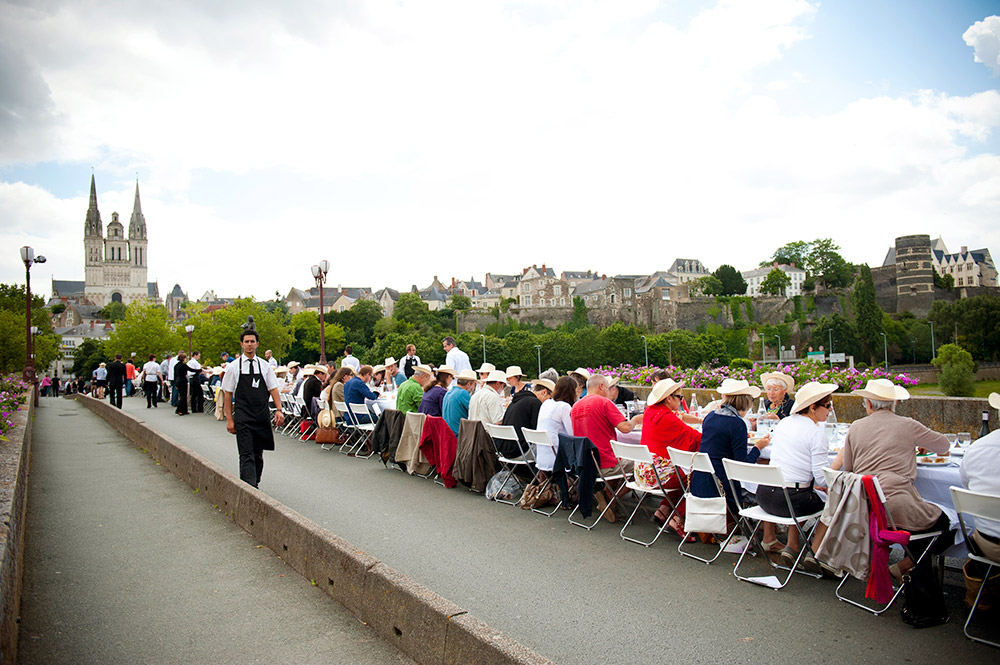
[145,382,159,408]
[109,384,124,409]
[190,378,204,413]
[235,426,265,487]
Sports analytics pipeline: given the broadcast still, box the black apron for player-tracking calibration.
[234,357,275,451]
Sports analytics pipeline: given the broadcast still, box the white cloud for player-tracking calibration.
[963,15,1000,76]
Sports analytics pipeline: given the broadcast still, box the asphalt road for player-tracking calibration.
[32,393,999,664]
[18,397,413,665]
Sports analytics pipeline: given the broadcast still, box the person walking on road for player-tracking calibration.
[223,322,285,488]
[172,351,201,416]
[106,354,127,409]
[141,354,163,408]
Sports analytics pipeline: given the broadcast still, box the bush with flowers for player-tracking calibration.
[0,374,29,441]
[589,360,920,393]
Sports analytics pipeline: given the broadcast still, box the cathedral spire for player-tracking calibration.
[84,174,102,237]
[128,179,147,240]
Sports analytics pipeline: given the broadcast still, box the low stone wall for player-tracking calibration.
[626,385,998,436]
[0,396,33,665]
[77,396,551,665]
[888,362,1000,385]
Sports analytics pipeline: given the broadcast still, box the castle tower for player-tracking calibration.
[128,180,148,290]
[83,175,104,291]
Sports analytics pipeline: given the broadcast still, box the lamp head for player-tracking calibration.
[34,255,46,264]
[319,259,329,274]
[185,324,195,333]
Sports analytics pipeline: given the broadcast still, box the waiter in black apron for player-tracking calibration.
[222,321,285,488]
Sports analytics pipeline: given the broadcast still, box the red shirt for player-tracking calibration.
[571,394,626,468]
[125,362,137,379]
[640,403,701,459]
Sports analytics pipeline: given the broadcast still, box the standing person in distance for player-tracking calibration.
[140,354,163,408]
[341,346,361,373]
[172,351,201,416]
[223,322,285,488]
[106,354,127,409]
[442,336,472,373]
[400,344,421,383]
[124,355,136,397]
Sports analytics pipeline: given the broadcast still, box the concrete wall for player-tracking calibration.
[0,396,33,665]
[76,396,551,665]
[886,362,1000,385]
[626,384,998,436]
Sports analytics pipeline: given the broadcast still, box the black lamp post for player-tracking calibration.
[20,246,46,407]
[311,260,329,364]
[185,324,195,356]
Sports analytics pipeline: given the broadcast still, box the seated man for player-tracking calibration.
[301,364,328,419]
[960,392,1000,570]
[344,365,380,423]
[608,377,635,407]
[396,364,432,414]
[443,369,477,436]
[383,357,400,389]
[570,374,640,474]
[500,374,542,458]
[469,369,506,425]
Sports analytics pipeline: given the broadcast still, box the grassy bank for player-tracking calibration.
[907,380,1000,398]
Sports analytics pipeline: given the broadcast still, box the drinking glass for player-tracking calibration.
[944,433,957,447]
[956,433,972,448]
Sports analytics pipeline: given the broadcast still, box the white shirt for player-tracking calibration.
[167,356,179,381]
[342,354,361,372]
[141,361,161,382]
[446,346,472,373]
[220,355,280,395]
[468,385,504,425]
[188,358,202,371]
[961,429,1000,538]
[536,399,574,472]
[267,356,278,368]
[768,414,829,486]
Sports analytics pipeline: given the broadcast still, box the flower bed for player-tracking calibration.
[0,375,29,440]
[589,362,920,392]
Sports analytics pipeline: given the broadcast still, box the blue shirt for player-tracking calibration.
[344,376,378,406]
[393,372,406,387]
[442,387,471,436]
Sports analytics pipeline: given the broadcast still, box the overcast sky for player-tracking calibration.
[2,0,998,301]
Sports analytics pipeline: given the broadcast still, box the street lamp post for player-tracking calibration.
[641,335,648,366]
[911,338,916,364]
[20,246,46,407]
[534,345,541,377]
[881,332,888,370]
[311,260,329,364]
[185,324,195,356]
[828,329,834,368]
[930,321,935,361]
[480,334,486,364]
[774,335,781,362]
[668,339,673,367]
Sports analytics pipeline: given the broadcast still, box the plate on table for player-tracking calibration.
[916,456,951,466]
[949,446,966,457]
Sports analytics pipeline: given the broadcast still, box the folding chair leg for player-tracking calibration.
[568,484,619,529]
[530,475,563,517]
[964,562,999,648]
[678,518,740,565]
[732,519,821,588]
[619,492,674,547]
[494,468,523,506]
[835,537,940,615]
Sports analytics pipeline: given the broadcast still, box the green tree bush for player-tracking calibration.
[932,343,975,396]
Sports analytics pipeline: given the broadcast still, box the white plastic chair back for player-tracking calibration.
[332,401,350,419]
[610,440,653,465]
[722,458,785,487]
[484,423,518,444]
[667,447,714,474]
[521,427,555,451]
[951,486,1000,524]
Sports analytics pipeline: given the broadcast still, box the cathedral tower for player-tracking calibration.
[128,180,148,290]
[83,174,104,289]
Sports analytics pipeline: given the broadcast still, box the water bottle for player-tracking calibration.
[690,393,699,412]
[758,399,766,419]
[980,410,991,439]
[826,403,837,424]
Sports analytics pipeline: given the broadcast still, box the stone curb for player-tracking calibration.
[0,394,33,665]
[76,396,553,665]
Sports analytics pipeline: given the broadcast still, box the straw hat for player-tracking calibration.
[852,378,910,402]
[456,369,478,381]
[570,367,592,380]
[301,366,315,376]
[790,382,838,414]
[413,364,434,377]
[760,371,795,394]
[485,370,508,383]
[99,362,106,367]
[384,357,397,367]
[372,364,385,374]
[533,378,555,392]
[287,360,300,369]
[313,364,328,376]
[648,379,685,406]
[505,366,523,379]
[608,377,621,388]
[477,362,496,374]
[317,409,335,429]
[212,366,225,376]
[274,366,288,376]
[718,378,762,398]
[435,365,457,377]
[990,392,1000,410]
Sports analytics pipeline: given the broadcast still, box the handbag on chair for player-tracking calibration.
[315,409,340,445]
[684,495,728,535]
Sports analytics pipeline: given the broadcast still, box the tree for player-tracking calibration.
[712,265,747,296]
[105,301,183,360]
[0,283,62,374]
[392,292,433,328]
[763,240,811,269]
[179,298,292,363]
[933,270,954,290]
[933,343,975,396]
[759,268,791,296]
[50,303,66,315]
[560,297,590,332]
[100,301,127,322]
[690,274,723,296]
[290,311,345,363]
[808,314,861,362]
[852,264,883,365]
[71,338,107,378]
[330,299,385,348]
[448,294,472,312]
[810,239,854,288]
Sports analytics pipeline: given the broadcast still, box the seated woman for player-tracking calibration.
[536,376,576,473]
[325,367,354,410]
[634,379,702,536]
[832,378,952,579]
[419,366,454,417]
[691,379,770,519]
[758,381,837,569]
[758,371,795,424]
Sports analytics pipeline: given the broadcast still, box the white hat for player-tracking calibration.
[760,371,795,394]
[718,378,762,398]
[505,366,524,379]
[456,369,478,381]
[852,378,910,402]
[435,365,457,377]
[301,366,315,376]
[477,362,496,374]
[313,364,328,375]
[608,377,621,388]
[384,357,397,367]
[274,366,288,376]
[317,409,335,429]
[287,360,301,369]
[485,370,508,383]
[790,382,838,414]
[570,367,591,380]
[372,364,386,374]
[213,366,225,376]
[533,378,555,392]
[413,364,434,377]
[648,379,684,406]
[990,392,1000,410]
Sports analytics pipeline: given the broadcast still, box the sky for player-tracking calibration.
[1,0,999,301]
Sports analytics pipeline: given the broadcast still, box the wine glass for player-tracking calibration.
[956,432,971,448]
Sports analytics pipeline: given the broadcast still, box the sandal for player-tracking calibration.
[761,538,785,554]
[668,516,697,543]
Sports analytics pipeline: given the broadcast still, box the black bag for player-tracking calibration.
[900,558,949,629]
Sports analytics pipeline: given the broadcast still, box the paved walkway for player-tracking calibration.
[19,397,413,665]
[70,393,994,665]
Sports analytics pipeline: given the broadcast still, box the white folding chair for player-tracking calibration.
[610,441,678,547]
[567,439,629,531]
[346,402,377,458]
[294,393,316,439]
[333,401,359,452]
[483,423,536,506]
[667,446,739,564]
[826,468,947,615]
[520,428,563,516]
[722,459,824,589]
[950,486,1000,648]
